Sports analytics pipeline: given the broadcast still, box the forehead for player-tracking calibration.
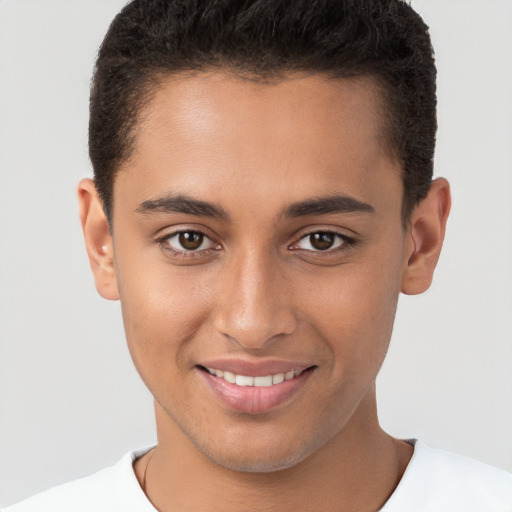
[118,71,402,219]
[138,71,389,159]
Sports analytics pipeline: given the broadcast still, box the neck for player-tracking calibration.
[135,389,412,512]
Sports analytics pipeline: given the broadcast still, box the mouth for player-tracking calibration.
[197,363,316,414]
[202,366,306,387]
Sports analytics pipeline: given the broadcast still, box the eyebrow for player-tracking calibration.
[136,194,229,219]
[136,193,374,220]
[284,195,375,217]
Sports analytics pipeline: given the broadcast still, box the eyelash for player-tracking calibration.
[156,229,220,258]
[156,229,356,258]
[289,231,356,254]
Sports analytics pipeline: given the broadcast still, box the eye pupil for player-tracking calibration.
[179,232,204,250]
[310,232,335,250]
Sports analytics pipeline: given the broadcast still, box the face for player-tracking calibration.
[107,72,413,472]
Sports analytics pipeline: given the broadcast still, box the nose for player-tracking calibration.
[213,249,297,350]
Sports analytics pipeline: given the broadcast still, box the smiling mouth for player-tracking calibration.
[202,366,306,387]
[196,361,317,414]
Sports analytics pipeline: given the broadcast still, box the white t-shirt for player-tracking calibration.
[3,440,512,512]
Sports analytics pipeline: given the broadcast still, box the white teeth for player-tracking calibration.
[272,373,285,384]
[223,371,236,384]
[205,367,305,387]
[254,375,273,387]
[235,375,254,387]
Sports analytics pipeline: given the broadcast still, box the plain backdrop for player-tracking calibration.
[1,0,511,507]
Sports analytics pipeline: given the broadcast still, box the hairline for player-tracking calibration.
[100,67,413,231]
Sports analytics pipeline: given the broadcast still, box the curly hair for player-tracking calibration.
[89,0,436,222]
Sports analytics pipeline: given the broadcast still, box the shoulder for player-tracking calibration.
[382,440,512,512]
[2,447,156,512]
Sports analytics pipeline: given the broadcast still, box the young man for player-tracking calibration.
[4,0,511,510]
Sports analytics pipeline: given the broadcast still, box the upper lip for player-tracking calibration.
[198,358,314,377]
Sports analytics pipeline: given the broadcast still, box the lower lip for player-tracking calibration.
[198,368,313,414]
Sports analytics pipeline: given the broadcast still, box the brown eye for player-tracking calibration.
[179,231,204,250]
[163,230,217,253]
[309,232,335,250]
[294,231,347,252]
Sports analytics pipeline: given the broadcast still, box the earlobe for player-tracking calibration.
[78,178,120,300]
[401,178,451,295]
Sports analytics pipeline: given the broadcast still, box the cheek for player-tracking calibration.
[115,258,214,380]
[300,253,403,378]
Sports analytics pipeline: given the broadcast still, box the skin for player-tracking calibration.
[79,72,450,511]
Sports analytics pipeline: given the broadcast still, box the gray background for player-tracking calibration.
[1,0,511,507]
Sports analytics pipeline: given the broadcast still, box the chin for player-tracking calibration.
[204,446,310,474]
[188,427,324,474]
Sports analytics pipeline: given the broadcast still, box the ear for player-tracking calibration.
[401,178,451,295]
[77,178,120,300]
